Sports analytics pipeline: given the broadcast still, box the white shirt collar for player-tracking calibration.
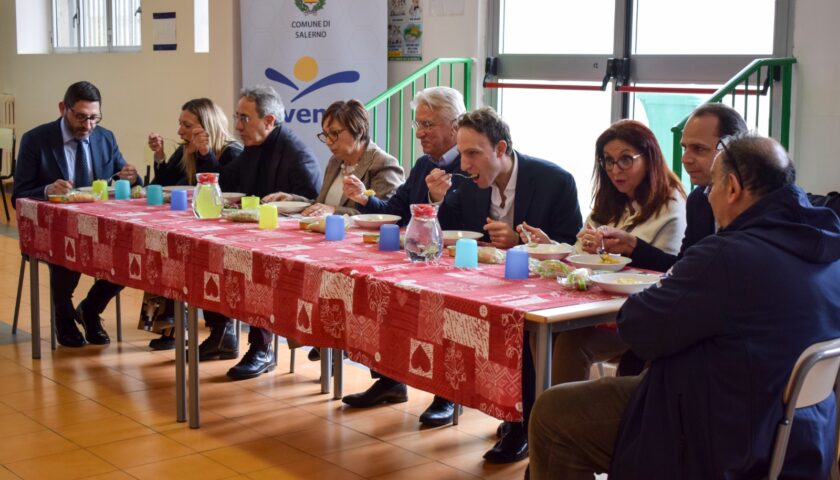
[431,145,459,168]
[490,151,519,227]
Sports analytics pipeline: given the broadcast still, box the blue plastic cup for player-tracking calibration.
[379,224,400,251]
[170,189,188,211]
[454,238,479,268]
[504,248,530,280]
[325,215,345,241]
[114,179,131,200]
[146,185,163,206]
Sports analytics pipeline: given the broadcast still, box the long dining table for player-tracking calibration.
[16,197,628,428]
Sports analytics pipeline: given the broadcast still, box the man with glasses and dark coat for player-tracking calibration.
[210,85,322,380]
[13,81,141,348]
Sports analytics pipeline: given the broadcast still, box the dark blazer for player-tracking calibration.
[437,151,582,244]
[220,125,321,199]
[13,118,130,204]
[631,186,714,272]
[361,153,463,227]
[151,142,243,187]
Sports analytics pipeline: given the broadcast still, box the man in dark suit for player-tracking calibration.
[13,81,141,348]
[206,85,322,380]
[426,106,583,464]
[340,86,470,427]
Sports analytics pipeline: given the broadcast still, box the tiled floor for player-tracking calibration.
[0,209,529,480]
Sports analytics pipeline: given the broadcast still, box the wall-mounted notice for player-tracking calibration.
[388,0,423,61]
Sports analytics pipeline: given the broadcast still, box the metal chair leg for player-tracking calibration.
[49,279,56,351]
[453,404,460,425]
[0,179,9,223]
[12,255,25,334]
[272,334,279,367]
[234,319,241,344]
[115,292,122,342]
[289,343,296,373]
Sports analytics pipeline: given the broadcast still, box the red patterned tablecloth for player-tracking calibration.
[16,198,618,421]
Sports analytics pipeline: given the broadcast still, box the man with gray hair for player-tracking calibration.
[341,86,469,427]
[198,85,321,380]
[528,133,840,479]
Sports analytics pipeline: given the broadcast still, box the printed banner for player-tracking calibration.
[240,0,387,169]
[388,0,423,61]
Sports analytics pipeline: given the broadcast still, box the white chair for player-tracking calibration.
[767,337,840,480]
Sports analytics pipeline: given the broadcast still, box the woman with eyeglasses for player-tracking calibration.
[264,99,403,360]
[520,119,686,384]
[145,98,243,351]
[262,99,404,218]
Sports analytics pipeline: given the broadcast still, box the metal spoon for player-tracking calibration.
[452,172,478,179]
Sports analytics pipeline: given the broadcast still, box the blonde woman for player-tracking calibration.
[145,98,242,350]
[148,97,243,186]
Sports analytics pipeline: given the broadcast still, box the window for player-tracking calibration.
[53,0,142,52]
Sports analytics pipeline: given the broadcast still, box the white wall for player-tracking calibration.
[791,0,840,194]
[387,0,485,110]
[0,0,241,175]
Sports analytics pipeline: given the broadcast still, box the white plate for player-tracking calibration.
[566,253,632,272]
[77,185,114,193]
[222,192,246,201]
[162,185,194,192]
[351,214,401,229]
[442,230,483,246]
[591,273,661,295]
[523,242,575,260]
[266,201,310,214]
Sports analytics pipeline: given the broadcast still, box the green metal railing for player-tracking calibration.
[669,57,796,184]
[365,58,474,168]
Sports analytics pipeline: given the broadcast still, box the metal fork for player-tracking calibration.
[452,172,477,179]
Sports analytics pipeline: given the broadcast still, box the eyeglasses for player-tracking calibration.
[232,113,252,124]
[316,128,345,143]
[68,107,102,125]
[716,136,744,186]
[600,153,642,171]
[412,120,437,131]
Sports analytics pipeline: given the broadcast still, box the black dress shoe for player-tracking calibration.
[342,379,408,408]
[75,305,110,345]
[226,344,275,380]
[148,332,175,351]
[484,422,529,464]
[197,322,238,361]
[419,395,463,427]
[56,325,86,348]
[308,347,320,361]
[496,421,512,439]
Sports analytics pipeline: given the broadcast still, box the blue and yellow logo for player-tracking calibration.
[265,56,360,123]
[265,56,359,103]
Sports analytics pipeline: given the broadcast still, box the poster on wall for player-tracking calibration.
[388,0,423,61]
[240,0,387,167]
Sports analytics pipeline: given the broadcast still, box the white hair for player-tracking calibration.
[410,86,466,121]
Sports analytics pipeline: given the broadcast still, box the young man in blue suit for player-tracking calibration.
[340,86,470,428]
[13,81,141,348]
[528,134,840,480]
[427,106,583,464]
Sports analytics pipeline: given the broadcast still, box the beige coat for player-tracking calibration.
[313,142,405,216]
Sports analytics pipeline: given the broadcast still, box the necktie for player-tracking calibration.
[75,139,92,188]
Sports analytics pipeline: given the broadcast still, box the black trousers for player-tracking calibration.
[49,264,124,330]
[203,312,273,346]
